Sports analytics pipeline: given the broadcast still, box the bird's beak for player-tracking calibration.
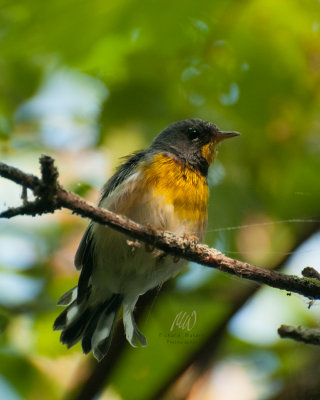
[214,130,240,143]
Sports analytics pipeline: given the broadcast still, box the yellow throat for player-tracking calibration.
[140,153,209,223]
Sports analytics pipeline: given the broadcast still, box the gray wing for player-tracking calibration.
[99,150,147,203]
[74,223,93,270]
[73,150,147,301]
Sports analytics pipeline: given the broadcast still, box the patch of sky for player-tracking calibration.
[62,150,109,188]
[15,68,109,151]
[241,62,250,71]
[229,232,320,345]
[0,376,23,400]
[220,83,240,106]
[176,262,216,291]
[228,287,302,345]
[284,232,320,276]
[0,273,43,306]
[212,353,281,399]
[207,161,226,187]
[181,67,201,82]
[283,232,320,316]
[248,351,280,376]
[193,19,209,32]
[0,235,38,270]
[0,181,24,213]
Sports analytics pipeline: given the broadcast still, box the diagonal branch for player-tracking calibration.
[1,155,320,301]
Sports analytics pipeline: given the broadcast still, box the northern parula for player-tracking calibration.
[54,119,239,361]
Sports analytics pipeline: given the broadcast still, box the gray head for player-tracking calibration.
[150,118,239,176]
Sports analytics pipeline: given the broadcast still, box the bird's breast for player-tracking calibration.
[139,153,209,225]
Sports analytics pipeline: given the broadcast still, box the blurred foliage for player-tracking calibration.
[0,0,320,399]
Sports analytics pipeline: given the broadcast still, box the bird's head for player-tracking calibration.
[150,118,240,176]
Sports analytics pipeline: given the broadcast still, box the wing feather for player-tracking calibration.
[73,151,147,299]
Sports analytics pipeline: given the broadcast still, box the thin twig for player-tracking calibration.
[278,325,320,345]
[0,201,45,218]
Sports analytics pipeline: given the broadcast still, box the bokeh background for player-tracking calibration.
[1,0,320,399]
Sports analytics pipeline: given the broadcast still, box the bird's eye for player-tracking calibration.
[188,128,199,141]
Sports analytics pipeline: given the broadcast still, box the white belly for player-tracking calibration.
[90,171,206,302]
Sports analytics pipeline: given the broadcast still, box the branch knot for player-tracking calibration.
[37,155,60,212]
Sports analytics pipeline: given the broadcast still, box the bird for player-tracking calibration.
[53,118,239,361]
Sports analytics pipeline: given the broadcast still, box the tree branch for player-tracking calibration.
[278,325,320,346]
[1,155,320,301]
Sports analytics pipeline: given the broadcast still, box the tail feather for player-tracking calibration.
[54,291,124,361]
[81,295,123,358]
[81,304,106,354]
[53,309,68,331]
[123,298,147,347]
[92,307,120,361]
[60,308,91,348]
[54,289,147,360]
[94,336,113,362]
[123,310,147,347]
[90,294,123,360]
[57,286,78,306]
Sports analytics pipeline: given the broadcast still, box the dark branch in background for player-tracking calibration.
[1,155,320,400]
[267,356,320,400]
[1,155,320,300]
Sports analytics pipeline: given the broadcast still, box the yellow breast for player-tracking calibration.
[140,154,209,223]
